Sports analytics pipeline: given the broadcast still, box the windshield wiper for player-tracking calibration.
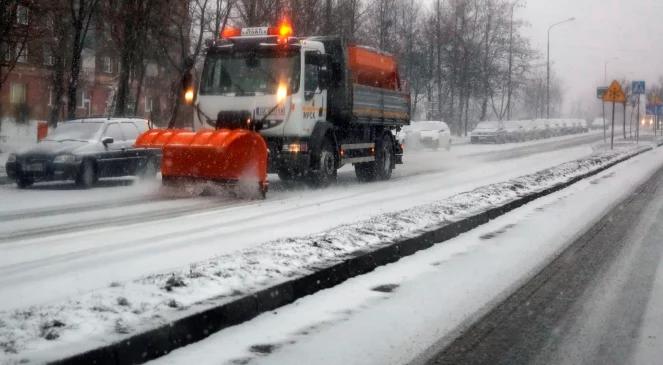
[52,138,88,143]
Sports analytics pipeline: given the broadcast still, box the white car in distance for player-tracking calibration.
[398,121,452,151]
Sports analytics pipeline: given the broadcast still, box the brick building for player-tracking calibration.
[0,3,183,126]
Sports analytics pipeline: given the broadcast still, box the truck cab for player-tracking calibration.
[193,23,409,186]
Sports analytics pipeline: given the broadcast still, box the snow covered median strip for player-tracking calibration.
[0,144,654,364]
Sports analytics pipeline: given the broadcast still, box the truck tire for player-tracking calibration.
[376,134,394,180]
[308,139,337,187]
[355,134,394,182]
[277,168,295,182]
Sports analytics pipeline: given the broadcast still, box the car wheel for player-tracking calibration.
[139,157,158,180]
[16,176,33,189]
[76,159,96,188]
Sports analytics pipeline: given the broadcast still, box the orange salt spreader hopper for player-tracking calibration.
[134,127,268,198]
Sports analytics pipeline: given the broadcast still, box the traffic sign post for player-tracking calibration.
[632,81,645,143]
[597,87,608,143]
[602,81,626,150]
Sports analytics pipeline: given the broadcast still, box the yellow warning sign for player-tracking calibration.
[602,80,626,103]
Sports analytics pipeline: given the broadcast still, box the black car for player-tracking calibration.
[5,118,160,188]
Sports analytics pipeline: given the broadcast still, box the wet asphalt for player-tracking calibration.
[426,166,663,365]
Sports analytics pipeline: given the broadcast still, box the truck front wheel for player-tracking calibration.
[307,139,337,187]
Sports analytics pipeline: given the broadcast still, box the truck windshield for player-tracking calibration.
[200,51,300,96]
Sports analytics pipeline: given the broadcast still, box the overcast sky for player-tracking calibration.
[518,0,663,114]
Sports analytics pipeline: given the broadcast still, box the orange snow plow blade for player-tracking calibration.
[135,128,268,197]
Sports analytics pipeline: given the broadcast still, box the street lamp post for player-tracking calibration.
[546,17,575,119]
[506,0,521,121]
[604,57,619,84]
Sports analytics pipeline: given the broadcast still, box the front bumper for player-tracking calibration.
[6,160,81,182]
[266,138,311,174]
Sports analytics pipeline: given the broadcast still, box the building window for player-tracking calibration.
[77,89,89,109]
[145,96,153,112]
[16,44,27,63]
[10,83,26,104]
[16,5,29,25]
[44,48,54,66]
[102,56,112,73]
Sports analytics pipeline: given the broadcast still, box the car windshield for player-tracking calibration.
[411,122,446,131]
[476,121,500,130]
[200,50,300,96]
[42,122,102,142]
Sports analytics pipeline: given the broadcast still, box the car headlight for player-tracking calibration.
[7,154,16,163]
[53,154,80,163]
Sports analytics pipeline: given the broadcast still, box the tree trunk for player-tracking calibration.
[66,24,84,119]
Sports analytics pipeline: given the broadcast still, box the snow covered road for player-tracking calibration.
[0,132,604,311]
[146,139,663,365]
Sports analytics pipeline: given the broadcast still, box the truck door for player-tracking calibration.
[304,52,327,125]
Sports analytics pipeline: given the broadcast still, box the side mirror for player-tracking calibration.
[102,137,114,146]
[304,90,315,101]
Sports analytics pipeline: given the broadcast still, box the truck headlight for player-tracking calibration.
[7,154,16,163]
[53,154,80,163]
[282,142,308,153]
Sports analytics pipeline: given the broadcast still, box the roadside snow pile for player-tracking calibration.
[0,144,651,363]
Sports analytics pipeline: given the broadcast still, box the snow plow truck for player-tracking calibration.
[135,22,410,198]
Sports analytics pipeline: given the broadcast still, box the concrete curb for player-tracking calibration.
[52,146,656,365]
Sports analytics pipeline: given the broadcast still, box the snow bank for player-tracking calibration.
[0,119,41,154]
[0,144,651,363]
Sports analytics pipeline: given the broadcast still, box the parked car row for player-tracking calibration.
[470,119,589,144]
[397,121,452,151]
[5,118,160,188]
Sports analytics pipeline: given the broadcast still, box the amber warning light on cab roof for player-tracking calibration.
[220,22,294,42]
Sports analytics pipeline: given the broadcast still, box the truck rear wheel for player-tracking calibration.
[307,139,337,187]
[355,134,394,182]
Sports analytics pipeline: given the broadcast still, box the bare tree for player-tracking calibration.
[0,1,38,92]
[153,0,213,127]
[66,0,100,119]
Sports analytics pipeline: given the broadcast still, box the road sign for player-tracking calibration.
[632,81,646,95]
[602,80,626,103]
[597,87,608,100]
[646,104,663,116]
